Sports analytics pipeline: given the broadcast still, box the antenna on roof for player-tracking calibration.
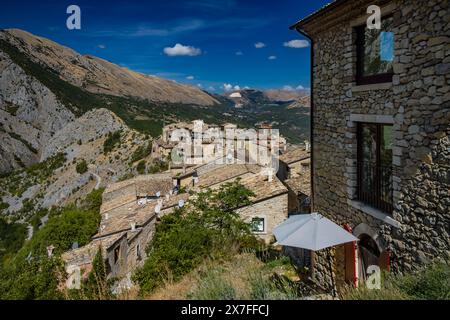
[178,199,185,208]
[156,191,161,198]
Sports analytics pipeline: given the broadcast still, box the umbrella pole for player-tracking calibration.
[327,248,337,298]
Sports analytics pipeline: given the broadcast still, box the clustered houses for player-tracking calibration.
[62,121,310,290]
[62,174,189,291]
[291,0,449,291]
[152,119,288,170]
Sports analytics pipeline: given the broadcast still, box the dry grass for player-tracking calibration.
[145,253,265,300]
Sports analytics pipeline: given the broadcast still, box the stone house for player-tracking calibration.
[62,174,188,291]
[291,0,449,290]
[276,147,311,214]
[173,161,289,243]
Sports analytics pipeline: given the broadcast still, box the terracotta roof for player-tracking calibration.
[279,148,310,164]
[197,164,262,188]
[240,174,288,203]
[62,232,125,266]
[284,175,311,197]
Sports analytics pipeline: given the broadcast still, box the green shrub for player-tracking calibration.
[0,188,104,300]
[130,142,152,164]
[136,160,146,174]
[76,159,88,174]
[133,180,257,295]
[343,262,450,300]
[103,131,121,154]
[0,218,27,264]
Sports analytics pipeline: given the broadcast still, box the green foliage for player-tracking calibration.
[69,246,113,300]
[0,218,27,264]
[130,142,152,164]
[148,160,168,174]
[0,188,104,300]
[0,255,65,300]
[103,131,121,154]
[133,180,258,295]
[0,200,9,212]
[136,160,146,174]
[0,153,66,198]
[343,262,450,300]
[76,159,88,174]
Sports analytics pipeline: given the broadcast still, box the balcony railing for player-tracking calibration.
[357,161,393,214]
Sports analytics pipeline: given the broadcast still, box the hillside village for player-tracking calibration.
[62,120,311,292]
[0,0,448,302]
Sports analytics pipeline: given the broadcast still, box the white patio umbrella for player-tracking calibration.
[273,212,359,297]
[273,212,358,250]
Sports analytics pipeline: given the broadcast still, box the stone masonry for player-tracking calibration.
[292,0,449,289]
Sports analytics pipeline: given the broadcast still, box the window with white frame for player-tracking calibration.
[250,217,265,233]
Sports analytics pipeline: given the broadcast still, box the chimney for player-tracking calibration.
[305,140,311,152]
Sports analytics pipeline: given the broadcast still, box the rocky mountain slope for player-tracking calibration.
[0,28,221,174]
[0,29,218,106]
[223,88,310,109]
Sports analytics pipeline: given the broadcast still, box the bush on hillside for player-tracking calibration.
[76,159,88,174]
[0,189,104,300]
[133,180,260,295]
[103,131,121,154]
[343,262,450,300]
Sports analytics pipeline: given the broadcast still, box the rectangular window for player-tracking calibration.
[356,16,394,85]
[250,217,265,233]
[357,123,393,213]
[114,246,120,264]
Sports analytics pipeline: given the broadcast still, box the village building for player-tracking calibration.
[291,0,449,291]
[62,174,188,291]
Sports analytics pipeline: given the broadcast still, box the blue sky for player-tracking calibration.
[0,0,331,92]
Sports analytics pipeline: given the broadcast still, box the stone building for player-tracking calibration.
[62,174,188,291]
[291,0,449,290]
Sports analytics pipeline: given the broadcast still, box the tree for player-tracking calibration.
[76,159,88,174]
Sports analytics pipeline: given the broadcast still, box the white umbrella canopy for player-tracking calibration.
[273,212,358,251]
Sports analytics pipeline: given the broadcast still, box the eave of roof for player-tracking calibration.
[289,0,349,30]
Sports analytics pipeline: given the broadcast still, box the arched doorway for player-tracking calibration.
[357,234,381,282]
[342,223,390,287]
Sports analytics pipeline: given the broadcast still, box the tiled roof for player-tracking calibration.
[240,174,288,203]
[279,148,310,164]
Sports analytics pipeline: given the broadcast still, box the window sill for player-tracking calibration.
[351,82,392,93]
[348,200,400,228]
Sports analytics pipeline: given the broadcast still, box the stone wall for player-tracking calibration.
[302,0,449,286]
[237,193,288,243]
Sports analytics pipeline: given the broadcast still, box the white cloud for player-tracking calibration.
[283,39,309,48]
[186,75,195,80]
[222,83,241,92]
[223,83,233,92]
[268,55,277,60]
[235,51,243,55]
[208,86,216,91]
[163,43,202,56]
[98,44,106,49]
[283,84,306,91]
[254,42,266,49]
[197,84,203,88]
